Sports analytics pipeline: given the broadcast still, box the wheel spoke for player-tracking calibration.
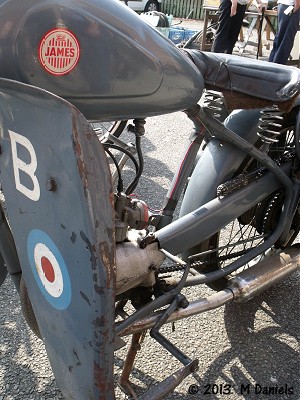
[192,117,298,291]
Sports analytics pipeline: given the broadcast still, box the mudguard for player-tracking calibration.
[179,109,262,239]
[0,79,115,399]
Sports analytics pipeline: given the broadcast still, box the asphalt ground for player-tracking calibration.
[0,110,299,399]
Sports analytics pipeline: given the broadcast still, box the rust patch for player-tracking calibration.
[99,241,115,288]
[94,284,104,295]
[76,158,88,190]
[73,139,82,157]
[94,362,110,395]
[71,114,89,191]
[93,316,105,328]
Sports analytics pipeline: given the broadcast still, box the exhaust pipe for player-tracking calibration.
[228,244,300,302]
[117,245,299,337]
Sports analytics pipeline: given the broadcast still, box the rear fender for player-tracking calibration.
[0,78,115,399]
[179,109,262,218]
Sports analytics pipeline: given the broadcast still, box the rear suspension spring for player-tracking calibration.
[257,106,283,144]
[202,90,228,121]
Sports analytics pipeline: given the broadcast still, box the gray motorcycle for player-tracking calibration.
[0,0,299,399]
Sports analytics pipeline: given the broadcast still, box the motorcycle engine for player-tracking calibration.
[113,192,164,295]
[114,192,149,243]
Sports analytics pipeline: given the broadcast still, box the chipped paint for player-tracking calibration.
[80,290,91,306]
[70,232,77,243]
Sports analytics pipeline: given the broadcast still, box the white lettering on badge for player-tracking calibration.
[9,130,40,201]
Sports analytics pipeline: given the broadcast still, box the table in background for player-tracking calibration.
[201,6,277,57]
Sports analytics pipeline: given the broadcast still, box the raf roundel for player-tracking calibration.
[39,28,80,76]
[27,229,71,310]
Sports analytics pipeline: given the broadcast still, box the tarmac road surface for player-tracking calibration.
[0,110,299,400]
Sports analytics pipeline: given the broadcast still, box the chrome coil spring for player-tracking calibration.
[201,90,228,121]
[257,106,283,144]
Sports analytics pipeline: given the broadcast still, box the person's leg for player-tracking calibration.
[269,4,300,64]
[211,0,233,53]
[226,3,247,53]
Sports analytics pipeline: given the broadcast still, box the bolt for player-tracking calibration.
[46,178,57,192]
[148,263,157,271]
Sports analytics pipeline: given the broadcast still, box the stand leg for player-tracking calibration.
[118,331,147,399]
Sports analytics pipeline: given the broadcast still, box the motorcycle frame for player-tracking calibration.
[114,101,299,334]
[155,107,296,254]
[0,80,298,400]
[0,95,298,320]
[112,100,299,398]
[0,0,298,396]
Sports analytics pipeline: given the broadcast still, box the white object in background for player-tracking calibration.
[139,12,160,26]
[284,5,294,15]
[166,14,173,26]
[290,30,300,61]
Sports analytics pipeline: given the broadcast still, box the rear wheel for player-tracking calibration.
[192,115,299,291]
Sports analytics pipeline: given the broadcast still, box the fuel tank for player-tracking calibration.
[0,0,204,120]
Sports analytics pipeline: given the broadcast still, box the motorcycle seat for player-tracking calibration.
[184,50,300,107]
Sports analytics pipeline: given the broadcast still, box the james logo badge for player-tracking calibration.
[39,28,80,76]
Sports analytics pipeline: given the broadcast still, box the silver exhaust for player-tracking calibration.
[117,245,300,337]
[228,244,300,302]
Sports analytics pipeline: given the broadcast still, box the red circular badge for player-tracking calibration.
[39,28,80,76]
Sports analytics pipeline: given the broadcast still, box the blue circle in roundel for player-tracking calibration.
[27,229,71,310]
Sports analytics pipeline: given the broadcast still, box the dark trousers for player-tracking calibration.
[269,4,300,65]
[211,0,247,54]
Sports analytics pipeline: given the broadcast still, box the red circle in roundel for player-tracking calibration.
[39,28,80,76]
[41,256,55,283]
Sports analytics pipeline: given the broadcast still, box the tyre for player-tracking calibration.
[20,275,42,339]
[144,0,159,12]
[182,110,299,291]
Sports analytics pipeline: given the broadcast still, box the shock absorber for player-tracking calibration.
[257,106,283,144]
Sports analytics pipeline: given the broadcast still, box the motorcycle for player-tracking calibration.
[0,0,299,399]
